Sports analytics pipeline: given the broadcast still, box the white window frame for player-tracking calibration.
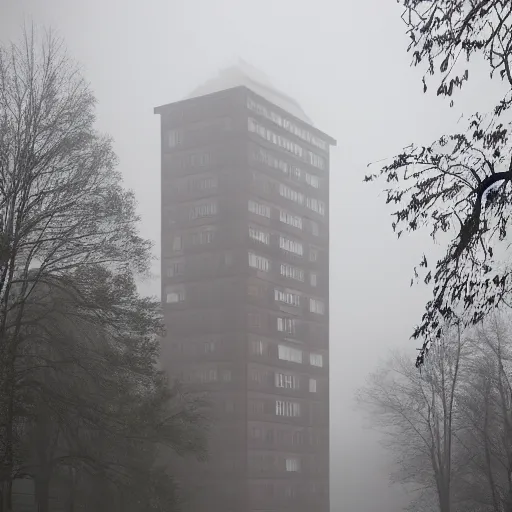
[310,353,323,367]
[248,252,270,272]
[278,344,303,364]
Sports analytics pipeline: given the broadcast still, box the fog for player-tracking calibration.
[0,1,495,510]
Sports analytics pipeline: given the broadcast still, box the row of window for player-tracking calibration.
[248,118,325,170]
[167,150,212,170]
[171,174,218,195]
[167,118,232,149]
[249,453,301,473]
[250,338,325,367]
[249,200,320,236]
[248,247,321,270]
[250,481,327,501]
[171,226,216,252]
[183,367,233,384]
[253,147,320,189]
[247,96,329,151]
[249,366,317,392]
[249,424,325,448]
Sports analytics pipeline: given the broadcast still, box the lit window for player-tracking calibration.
[248,252,270,272]
[286,457,300,472]
[250,338,266,356]
[198,176,218,190]
[306,197,326,216]
[274,289,301,307]
[189,201,217,220]
[278,344,302,363]
[190,228,216,246]
[277,317,296,335]
[275,372,300,389]
[280,209,302,229]
[279,236,303,256]
[309,298,325,315]
[279,183,304,205]
[280,263,304,282]
[165,287,185,303]
[305,172,320,189]
[249,226,270,244]
[275,400,301,417]
[310,353,323,367]
[248,199,271,218]
[309,378,317,393]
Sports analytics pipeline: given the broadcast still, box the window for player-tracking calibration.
[198,368,217,383]
[249,226,270,245]
[280,263,304,282]
[278,344,302,363]
[172,235,182,251]
[276,400,301,417]
[305,172,320,188]
[191,228,215,246]
[251,427,262,440]
[166,260,184,277]
[310,353,323,367]
[248,199,271,218]
[168,129,183,148]
[309,247,319,262]
[166,287,185,303]
[248,312,262,329]
[222,369,232,382]
[306,197,326,216]
[190,201,217,220]
[275,372,300,389]
[286,457,300,472]
[198,176,217,190]
[280,210,302,229]
[248,252,270,272]
[277,317,296,335]
[279,183,304,205]
[274,289,300,307]
[279,236,303,256]
[250,338,266,356]
[310,221,320,236]
[310,298,325,315]
[250,400,264,415]
[249,367,264,384]
[309,378,317,393]
[248,118,325,170]
[204,340,216,353]
[310,272,318,287]
[247,97,328,151]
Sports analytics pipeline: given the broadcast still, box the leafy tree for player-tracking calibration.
[365,0,512,366]
[0,27,208,511]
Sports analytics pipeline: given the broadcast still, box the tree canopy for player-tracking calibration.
[365,1,512,366]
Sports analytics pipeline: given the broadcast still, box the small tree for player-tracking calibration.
[365,1,512,366]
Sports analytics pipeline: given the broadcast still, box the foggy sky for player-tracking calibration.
[0,1,496,510]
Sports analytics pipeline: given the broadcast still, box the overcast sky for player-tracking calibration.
[0,1,495,510]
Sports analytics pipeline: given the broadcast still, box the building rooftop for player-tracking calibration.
[186,59,313,125]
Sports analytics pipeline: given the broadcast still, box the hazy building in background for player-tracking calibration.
[155,61,336,512]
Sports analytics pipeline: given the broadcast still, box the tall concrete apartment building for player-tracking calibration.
[155,62,336,512]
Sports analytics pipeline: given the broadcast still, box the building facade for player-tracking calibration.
[155,66,336,512]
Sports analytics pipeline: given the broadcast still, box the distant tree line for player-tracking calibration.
[0,27,208,512]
